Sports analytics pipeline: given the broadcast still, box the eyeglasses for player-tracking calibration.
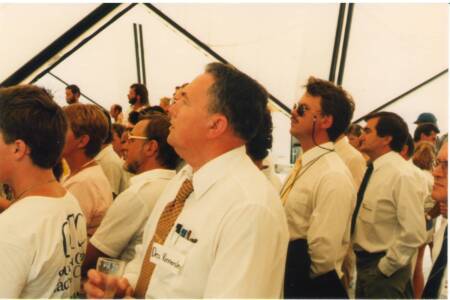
[433,159,448,173]
[127,132,149,141]
[293,103,308,116]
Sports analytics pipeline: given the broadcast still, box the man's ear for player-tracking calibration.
[143,140,158,158]
[13,139,29,160]
[77,135,90,149]
[382,135,393,147]
[206,114,228,139]
[319,114,333,130]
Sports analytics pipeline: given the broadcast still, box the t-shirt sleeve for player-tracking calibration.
[0,241,31,297]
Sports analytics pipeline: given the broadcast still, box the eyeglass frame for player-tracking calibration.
[293,103,322,117]
[127,132,149,142]
[433,158,448,173]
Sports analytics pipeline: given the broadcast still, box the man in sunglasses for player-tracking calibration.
[282,77,355,298]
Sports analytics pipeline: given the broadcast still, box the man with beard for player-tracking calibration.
[123,83,149,127]
[65,84,81,105]
[82,112,179,275]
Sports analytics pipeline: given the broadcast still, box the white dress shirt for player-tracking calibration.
[123,146,289,298]
[431,218,447,299]
[95,144,130,196]
[353,151,427,276]
[334,136,366,187]
[262,166,282,192]
[284,142,356,278]
[90,169,175,262]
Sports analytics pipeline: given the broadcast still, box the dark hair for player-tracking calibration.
[139,105,166,117]
[112,123,126,139]
[205,62,268,142]
[100,108,113,144]
[52,160,64,182]
[305,77,354,141]
[130,83,149,105]
[66,84,80,96]
[112,104,122,114]
[63,104,109,158]
[413,123,440,142]
[246,109,273,161]
[364,111,409,153]
[0,85,67,168]
[141,113,180,169]
[404,133,415,159]
[345,123,363,137]
[128,110,140,126]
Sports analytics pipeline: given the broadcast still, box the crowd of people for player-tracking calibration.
[0,62,446,299]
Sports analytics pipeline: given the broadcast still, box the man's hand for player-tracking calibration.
[84,269,134,299]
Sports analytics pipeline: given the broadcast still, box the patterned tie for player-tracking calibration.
[280,157,302,205]
[134,179,194,298]
[350,163,374,236]
[422,226,447,299]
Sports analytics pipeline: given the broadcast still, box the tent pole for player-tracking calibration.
[337,3,354,86]
[329,3,346,83]
[353,69,449,124]
[143,3,291,114]
[28,3,137,85]
[139,24,147,87]
[133,23,142,84]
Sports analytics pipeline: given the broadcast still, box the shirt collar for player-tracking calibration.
[95,144,113,160]
[179,146,248,200]
[372,151,402,170]
[301,142,335,165]
[129,168,176,186]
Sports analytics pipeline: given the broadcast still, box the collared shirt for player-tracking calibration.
[262,166,282,192]
[334,136,366,187]
[90,169,176,262]
[353,151,426,276]
[284,142,356,278]
[63,165,113,237]
[431,218,447,299]
[123,146,289,298]
[95,144,131,196]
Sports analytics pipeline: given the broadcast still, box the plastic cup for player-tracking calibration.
[96,257,125,298]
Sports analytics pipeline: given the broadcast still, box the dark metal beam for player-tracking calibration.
[353,69,449,124]
[139,24,147,86]
[329,4,346,83]
[133,23,142,83]
[1,4,122,87]
[143,3,291,114]
[337,3,354,86]
[30,4,137,85]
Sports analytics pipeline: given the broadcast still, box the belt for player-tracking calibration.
[355,250,386,259]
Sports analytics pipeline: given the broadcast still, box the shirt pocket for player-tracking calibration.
[359,202,375,224]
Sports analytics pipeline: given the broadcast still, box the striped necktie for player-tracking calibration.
[134,179,194,298]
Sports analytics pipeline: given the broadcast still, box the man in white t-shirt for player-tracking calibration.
[82,113,180,274]
[0,85,87,298]
[62,104,113,237]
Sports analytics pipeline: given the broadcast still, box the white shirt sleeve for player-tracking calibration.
[378,174,427,276]
[0,241,31,297]
[307,172,354,276]
[203,203,288,298]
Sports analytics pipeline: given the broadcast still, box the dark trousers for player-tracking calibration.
[284,239,348,299]
[355,250,413,299]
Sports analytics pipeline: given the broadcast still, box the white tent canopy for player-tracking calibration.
[0,3,448,166]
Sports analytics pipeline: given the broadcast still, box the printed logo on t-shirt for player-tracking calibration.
[53,213,86,296]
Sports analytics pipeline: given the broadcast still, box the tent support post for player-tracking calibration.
[337,3,354,86]
[133,23,142,83]
[329,3,346,83]
[139,24,147,87]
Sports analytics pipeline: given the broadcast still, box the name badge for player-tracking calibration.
[150,243,186,274]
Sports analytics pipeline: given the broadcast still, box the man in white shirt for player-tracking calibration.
[123,83,149,127]
[282,77,355,298]
[422,141,447,299]
[353,111,426,298]
[0,85,87,298]
[84,63,289,298]
[62,104,113,237]
[82,113,179,274]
